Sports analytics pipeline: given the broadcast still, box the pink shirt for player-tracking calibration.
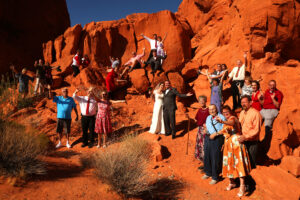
[124,52,145,66]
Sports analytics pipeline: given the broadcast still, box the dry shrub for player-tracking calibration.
[0,119,47,179]
[82,136,152,198]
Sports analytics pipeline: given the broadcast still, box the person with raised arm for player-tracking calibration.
[93,90,113,148]
[51,88,79,149]
[121,47,145,78]
[72,49,81,77]
[141,33,158,64]
[73,87,98,148]
[10,65,34,99]
[225,52,248,110]
[205,69,226,113]
[163,80,193,139]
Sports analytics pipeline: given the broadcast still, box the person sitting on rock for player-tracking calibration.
[141,33,158,63]
[72,49,81,77]
[81,54,90,68]
[142,50,167,78]
[109,56,120,70]
[10,65,34,99]
[121,47,145,77]
[259,80,283,159]
[51,87,78,149]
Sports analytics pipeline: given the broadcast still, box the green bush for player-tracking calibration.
[0,119,47,179]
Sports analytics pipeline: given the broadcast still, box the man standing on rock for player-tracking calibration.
[52,88,79,148]
[141,33,158,64]
[163,80,193,139]
[259,80,283,158]
[73,87,98,148]
[143,50,167,78]
[238,95,262,168]
[72,50,81,77]
[225,52,247,110]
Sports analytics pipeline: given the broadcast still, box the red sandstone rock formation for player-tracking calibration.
[0,0,70,74]
[40,0,300,174]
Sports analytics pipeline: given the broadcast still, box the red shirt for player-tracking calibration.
[263,89,283,110]
[252,92,262,111]
[105,70,117,92]
[195,107,209,126]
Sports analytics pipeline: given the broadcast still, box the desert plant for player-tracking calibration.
[81,136,152,198]
[0,119,47,179]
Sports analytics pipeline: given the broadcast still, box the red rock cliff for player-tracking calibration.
[0,0,70,73]
[42,0,300,165]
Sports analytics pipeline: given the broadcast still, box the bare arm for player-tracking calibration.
[162,32,168,43]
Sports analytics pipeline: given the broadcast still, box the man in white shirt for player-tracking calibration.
[141,33,158,65]
[225,52,247,110]
[73,87,98,148]
[72,49,81,77]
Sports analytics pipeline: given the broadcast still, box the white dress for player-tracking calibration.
[149,91,165,134]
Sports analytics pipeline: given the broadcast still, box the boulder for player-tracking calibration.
[280,156,300,177]
[181,60,201,81]
[168,72,186,93]
[69,67,106,91]
[128,69,150,94]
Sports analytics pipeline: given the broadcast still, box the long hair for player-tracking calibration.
[151,82,164,101]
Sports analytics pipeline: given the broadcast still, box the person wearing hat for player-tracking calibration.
[52,88,78,148]
[73,87,97,148]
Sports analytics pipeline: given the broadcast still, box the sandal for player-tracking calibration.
[237,184,246,197]
[226,183,237,191]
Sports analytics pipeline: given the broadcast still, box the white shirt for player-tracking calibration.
[165,88,170,94]
[143,35,158,50]
[72,53,80,66]
[229,64,245,81]
[73,94,97,116]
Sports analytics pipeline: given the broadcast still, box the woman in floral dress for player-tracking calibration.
[94,91,112,148]
[216,105,251,197]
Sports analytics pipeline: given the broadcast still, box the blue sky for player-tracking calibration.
[66,0,182,26]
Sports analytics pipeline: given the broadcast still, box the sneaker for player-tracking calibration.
[209,179,218,185]
[103,144,107,148]
[66,141,71,149]
[97,145,100,148]
[202,175,210,180]
[55,141,62,148]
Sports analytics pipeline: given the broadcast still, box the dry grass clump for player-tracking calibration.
[0,119,47,180]
[81,135,152,198]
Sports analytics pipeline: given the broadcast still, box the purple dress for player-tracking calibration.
[210,82,222,113]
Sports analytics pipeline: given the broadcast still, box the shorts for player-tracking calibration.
[131,62,141,69]
[56,118,71,134]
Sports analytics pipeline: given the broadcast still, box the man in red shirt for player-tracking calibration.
[106,68,118,100]
[260,80,283,157]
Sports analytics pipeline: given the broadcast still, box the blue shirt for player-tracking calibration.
[53,96,76,119]
[205,114,226,134]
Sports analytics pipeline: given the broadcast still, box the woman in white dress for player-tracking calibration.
[149,82,165,134]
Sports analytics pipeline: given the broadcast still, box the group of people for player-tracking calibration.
[52,87,116,149]
[9,59,61,99]
[147,51,283,197]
